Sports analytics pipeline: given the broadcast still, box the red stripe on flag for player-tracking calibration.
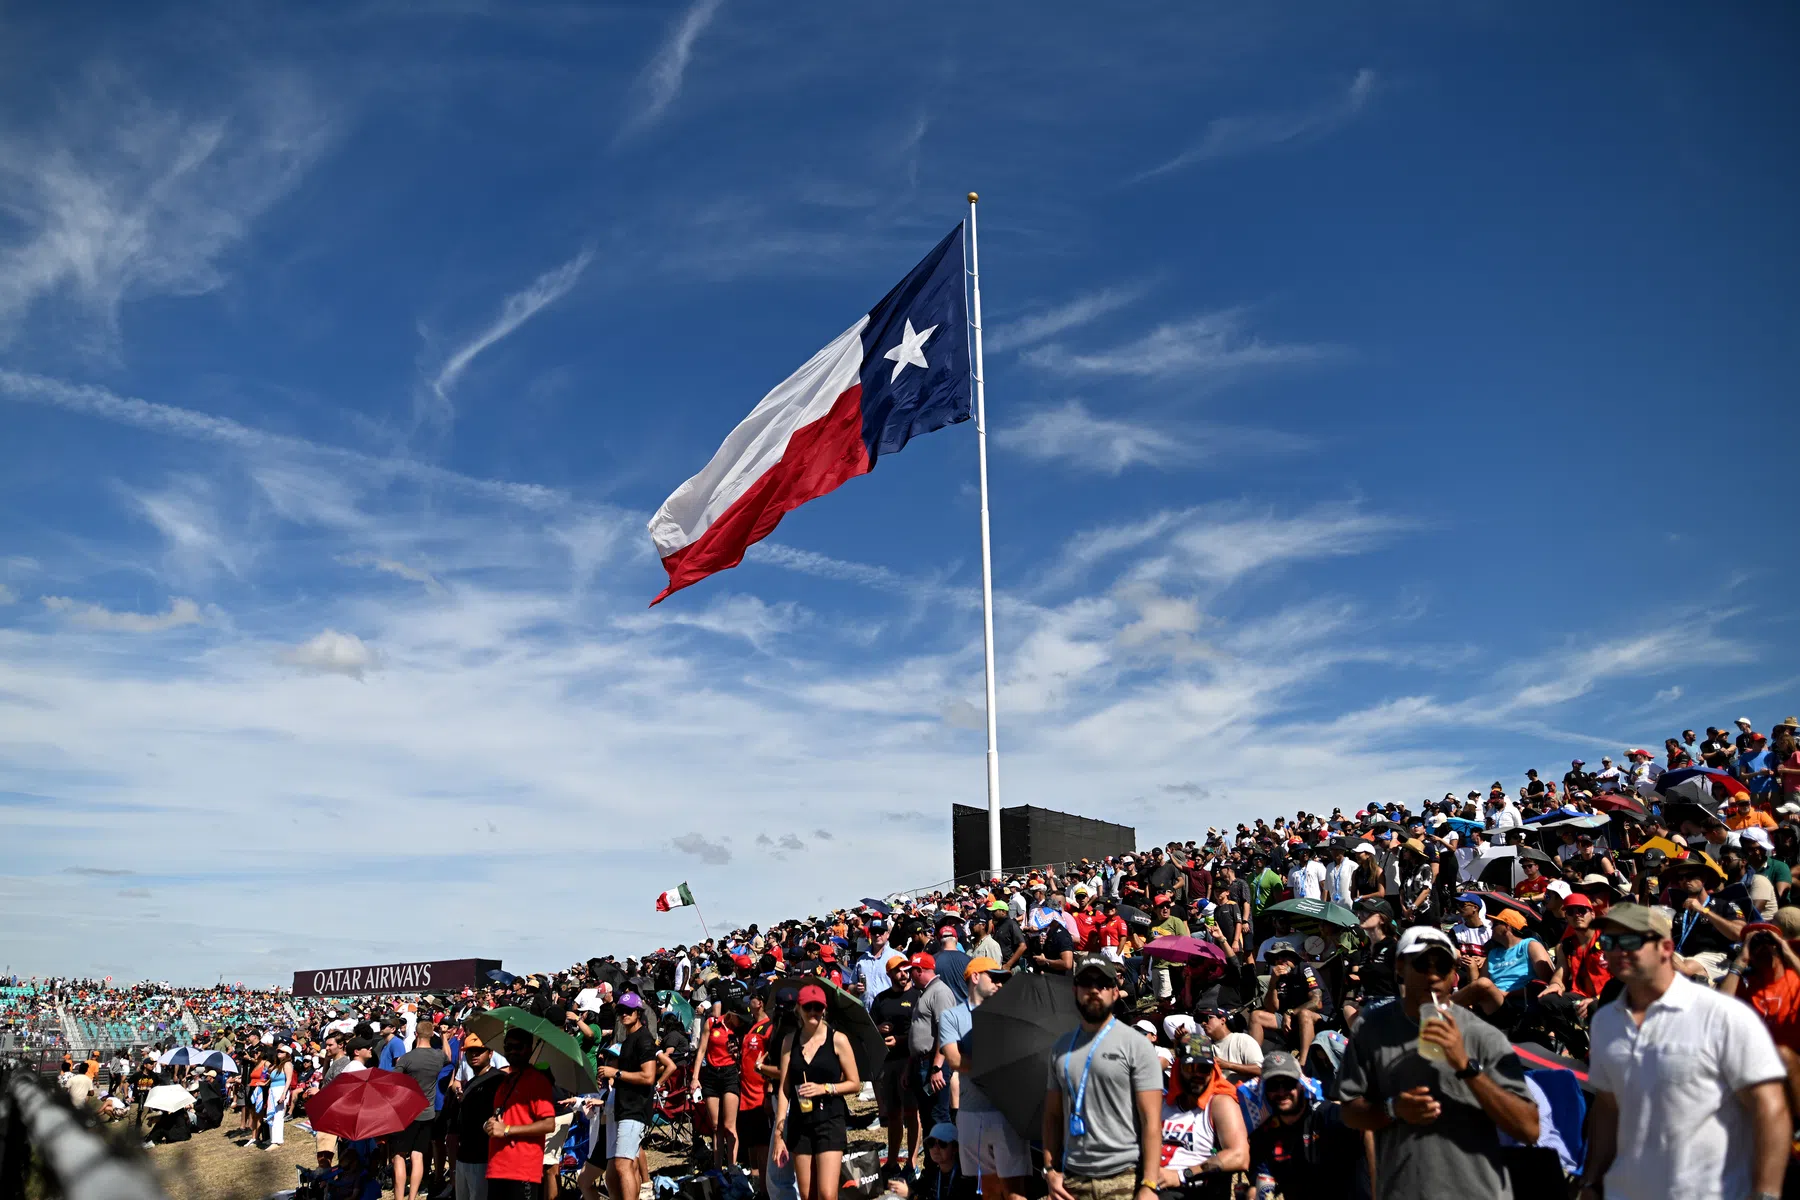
[651,383,871,605]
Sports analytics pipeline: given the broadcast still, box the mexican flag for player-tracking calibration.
[655,883,696,912]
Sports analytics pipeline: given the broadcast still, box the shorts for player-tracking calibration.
[875,1059,913,1117]
[486,1182,541,1200]
[1063,1170,1136,1200]
[454,1160,489,1200]
[737,1105,771,1151]
[390,1118,433,1158]
[786,1114,847,1156]
[605,1117,646,1161]
[699,1063,742,1099]
[956,1109,1029,1178]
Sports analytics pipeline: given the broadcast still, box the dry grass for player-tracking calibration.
[144,1124,315,1200]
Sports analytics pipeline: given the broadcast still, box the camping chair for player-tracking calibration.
[559,1105,597,1193]
[644,1053,698,1159]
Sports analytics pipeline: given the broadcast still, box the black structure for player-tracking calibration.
[951,804,1137,884]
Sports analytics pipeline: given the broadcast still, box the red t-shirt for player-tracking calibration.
[704,1016,737,1069]
[1070,910,1098,950]
[486,1067,556,1181]
[1096,917,1128,950]
[1513,876,1549,901]
[739,1017,772,1108]
[1748,970,1800,1054]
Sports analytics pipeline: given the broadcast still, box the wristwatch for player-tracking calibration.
[1454,1061,1483,1081]
[1384,1096,1399,1121]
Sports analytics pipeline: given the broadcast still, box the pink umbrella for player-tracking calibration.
[1143,935,1225,966]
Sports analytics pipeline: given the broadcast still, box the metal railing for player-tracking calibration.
[0,1066,166,1200]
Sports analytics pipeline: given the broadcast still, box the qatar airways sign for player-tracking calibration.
[292,958,501,997]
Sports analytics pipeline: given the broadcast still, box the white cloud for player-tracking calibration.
[619,0,726,139]
[41,595,204,632]
[1654,685,1683,705]
[0,584,14,604]
[130,476,239,581]
[278,630,379,679]
[986,284,1149,354]
[1133,68,1378,182]
[423,247,595,427]
[0,68,333,345]
[1023,309,1336,380]
[0,369,563,509]
[339,553,444,593]
[672,832,732,864]
[999,401,1186,473]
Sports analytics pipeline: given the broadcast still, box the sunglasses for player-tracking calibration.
[1597,932,1654,952]
[1403,951,1455,974]
[1263,1079,1301,1094]
[800,1003,826,1015]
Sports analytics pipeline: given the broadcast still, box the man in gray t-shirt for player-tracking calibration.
[1044,955,1161,1200]
[1334,925,1538,1200]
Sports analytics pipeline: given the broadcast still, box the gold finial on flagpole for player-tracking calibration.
[968,192,979,203]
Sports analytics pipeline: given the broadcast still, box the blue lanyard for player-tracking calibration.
[1676,908,1701,949]
[1061,1017,1115,1143]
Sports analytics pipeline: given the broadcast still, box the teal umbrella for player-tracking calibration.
[464,1007,596,1093]
[657,990,696,1033]
[1264,897,1359,928]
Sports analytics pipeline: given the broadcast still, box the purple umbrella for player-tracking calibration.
[1143,935,1225,966]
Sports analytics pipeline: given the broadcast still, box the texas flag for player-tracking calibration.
[648,227,972,604]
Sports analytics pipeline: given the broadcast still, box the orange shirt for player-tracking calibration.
[1727,810,1778,831]
[1746,969,1800,1054]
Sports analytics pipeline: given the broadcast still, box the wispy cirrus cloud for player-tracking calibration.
[986,283,1150,354]
[998,400,1314,475]
[1131,68,1378,183]
[338,553,444,593]
[0,370,564,509]
[0,68,334,347]
[41,595,205,632]
[618,0,726,140]
[421,247,595,428]
[1023,309,1337,380]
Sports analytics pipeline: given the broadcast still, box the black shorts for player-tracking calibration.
[699,1063,742,1098]
[737,1104,770,1150]
[390,1117,434,1157]
[875,1059,913,1116]
[786,1114,847,1156]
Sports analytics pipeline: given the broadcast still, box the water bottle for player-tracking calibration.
[1417,999,1447,1062]
[1254,1173,1278,1199]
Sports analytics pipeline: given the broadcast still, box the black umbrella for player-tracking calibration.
[969,972,1080,1140]
[774,975,883,1080]
[1475,847,1556,888]
[1117,904,1153,930]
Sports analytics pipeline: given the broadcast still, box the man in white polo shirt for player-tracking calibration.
[1581,903,1789,1200]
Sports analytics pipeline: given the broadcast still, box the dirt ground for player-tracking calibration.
[143,1099,892,1200]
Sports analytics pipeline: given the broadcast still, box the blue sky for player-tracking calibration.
[2,3,1796,984]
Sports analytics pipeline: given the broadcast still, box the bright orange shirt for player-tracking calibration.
[1746,969,1800,1054]
[1727,810,1778,831]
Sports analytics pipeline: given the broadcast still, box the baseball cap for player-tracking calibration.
[797,984,829,1007]
[909,952,936,972]
[617,993,644,1010]
[1490,908,1527,931]
[963,956,1005,980]
[1395,926,1456,958]
[1599,904,1672,939]
[885,954,909,971]
[1133,1018,1157,1038]
[1545,880,1572,899]
[1561,892,1594,910]
[988,900,1010,913]
[1072,953,1118,983]
[1261,1051,1304,1084]
[925,1121,958,1146]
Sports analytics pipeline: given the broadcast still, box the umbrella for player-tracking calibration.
[465,1007,597,1093]
[1442,817,1485,837]
[1657,766,1749,805]
[1466,891,1541,926]
[772,976,883,1080]
[656,990,696,1034]
[859,898,894,916]
[1588,792,1648,819]
[156,1047,201,1066]
[188,1050,237,1074]
[1474,847,1555,889]
[1142,936,1225,966]
[1117,904,1153,930]
[486,969,519,986]
[1264,897,1359,929]
[142,1085,196,1113]
[1528,813,1611,832]
[968,972,1080,1140]
[307,1069,429,1140]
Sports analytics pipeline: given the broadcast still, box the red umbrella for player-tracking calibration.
[1588,792,1647,818]
[1468,890,1543,926]
[307,1069,429,1140]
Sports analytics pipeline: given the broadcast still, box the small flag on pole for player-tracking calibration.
[655,883,696,912]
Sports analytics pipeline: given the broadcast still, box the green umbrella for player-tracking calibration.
[1264,897,1359,929]
[464,1007,596,1094]
[656,990,696,1034]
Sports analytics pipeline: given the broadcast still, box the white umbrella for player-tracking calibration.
[157,1046,201,1066]
[143,1085,196,1113]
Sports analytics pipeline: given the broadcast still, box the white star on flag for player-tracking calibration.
[882,318,938,382]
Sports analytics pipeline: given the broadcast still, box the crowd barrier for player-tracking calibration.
[0,1066,166,1200]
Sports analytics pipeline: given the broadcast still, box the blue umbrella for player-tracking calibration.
[859,898,893,916]
[486,969,519,985]
[1442,817,1484,837]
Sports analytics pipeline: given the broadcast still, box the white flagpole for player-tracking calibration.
[967,193,1003,883]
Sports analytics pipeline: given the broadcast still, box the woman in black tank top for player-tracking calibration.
[771,983,862,1200]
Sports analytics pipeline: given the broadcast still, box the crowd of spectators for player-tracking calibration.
[17,711,1800,1200]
